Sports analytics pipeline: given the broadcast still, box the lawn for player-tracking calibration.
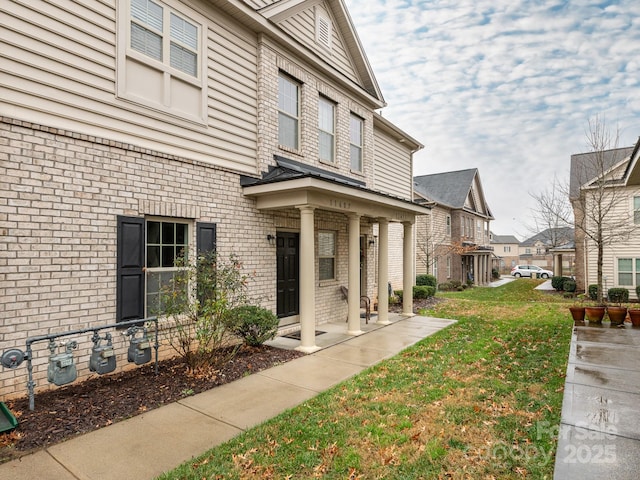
[157,279,573,479]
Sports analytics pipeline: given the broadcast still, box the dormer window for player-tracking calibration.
[316,10,332,49]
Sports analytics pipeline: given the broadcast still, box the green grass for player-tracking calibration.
[157,279,572,479]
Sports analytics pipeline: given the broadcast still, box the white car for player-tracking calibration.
[510,265,553,278]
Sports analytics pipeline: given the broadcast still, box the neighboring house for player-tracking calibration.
[570,141,640,295]
[490,233,521,274]
[0,0,428,397]
[517,227,574,273]
[414,169,494,285]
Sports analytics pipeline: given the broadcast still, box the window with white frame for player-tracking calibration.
[318,231,336,281]
[616,258,640,287]
[119,0,205,121]
[130,0,199,76]
[278,74,300,150]
[433,259,438,278]
[504,246,511,253]
[446,256,451,278]
[145,219,189,315]
[476,220,482,239]
[350,114,363,172]
[318,96,335,163]
[446,215,451,235]
[634,196,640,224]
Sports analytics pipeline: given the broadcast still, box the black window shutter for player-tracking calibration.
[197,222,217,254]
[117,216,145,322]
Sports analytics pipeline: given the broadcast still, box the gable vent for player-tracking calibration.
[316,12,332,49]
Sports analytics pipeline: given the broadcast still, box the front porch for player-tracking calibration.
[243,157,431,353]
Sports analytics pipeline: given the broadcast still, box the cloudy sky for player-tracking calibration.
[344,0,640,238]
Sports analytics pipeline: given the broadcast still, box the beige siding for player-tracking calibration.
[583,186,640,299]
[277,4,359,84]
[373,128,412,200]
[1,0,259,174]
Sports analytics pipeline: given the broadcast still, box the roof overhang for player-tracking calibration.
[243,176,431,222]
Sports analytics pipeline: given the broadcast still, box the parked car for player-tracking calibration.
[510,265,553,278]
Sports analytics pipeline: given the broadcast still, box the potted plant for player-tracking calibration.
[629,286,640,327]
[568,291,586,323]
[585,301,606,324]
[606,288,629,326]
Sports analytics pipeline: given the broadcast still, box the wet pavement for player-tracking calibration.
[554,322,640,479]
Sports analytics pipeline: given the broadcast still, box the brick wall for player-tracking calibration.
[0,117,278,398]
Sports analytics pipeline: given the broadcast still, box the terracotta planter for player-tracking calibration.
[569,306,586,323]
[607,306,627,326]
[629,309,640,327]
[585,306,606,324]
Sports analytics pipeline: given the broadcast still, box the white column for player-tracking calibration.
[402,221,414,316]
[473,255,479,285]
[347,213,363,335]
[296,206,320,353]
[377,218,390,324]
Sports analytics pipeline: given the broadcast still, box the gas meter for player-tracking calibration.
[126,326,152,365]
[89,332,116,375]
[47,340,78,386]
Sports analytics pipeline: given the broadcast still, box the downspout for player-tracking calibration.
[583,236,588,294]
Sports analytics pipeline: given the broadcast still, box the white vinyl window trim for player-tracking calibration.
[129,0,201,79]
[318,96,335,163]
[349,114,363,172]
[278,74,300,150]
[318,231,336,281]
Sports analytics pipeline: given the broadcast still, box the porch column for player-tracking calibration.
[377,218,390,324]
[296,205,320,353]
[554,253,562,277]
[473,255,479,285]
[347,213,363,335]
[402,221,414,316]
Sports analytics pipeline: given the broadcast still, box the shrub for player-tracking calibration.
[438,280,462,292]
[563,279,577,293]
[491,268,500,280]
[551,276,570,291]
[416,274,437,288]
[228,305,279,347]
[636,285,640,300]
[588,284,599,301]
[607,287,629,304]
[413,285,436,299]
[394,290,403,302]
[158,252,249,374]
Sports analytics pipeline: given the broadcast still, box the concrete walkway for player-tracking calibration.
[0,314,456,480]
[554,322,640,479]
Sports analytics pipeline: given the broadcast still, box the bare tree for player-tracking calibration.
[528,175,573,246]
[570,115,637,302]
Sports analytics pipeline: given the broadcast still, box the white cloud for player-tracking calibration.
[345,0,640,235]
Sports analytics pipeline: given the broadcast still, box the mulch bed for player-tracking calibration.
[0,345,304,463]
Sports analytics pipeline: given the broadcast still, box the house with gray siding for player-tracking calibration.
[0,0,428,397]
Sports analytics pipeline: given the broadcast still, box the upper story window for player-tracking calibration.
[350,114,363,172]
[634,196,640,224]
[130,0,199,77]
[446,215,451,235]
[318,96,335,163]
[504,246,511,253]
[278,74,300,150]
[118,0,205,122]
